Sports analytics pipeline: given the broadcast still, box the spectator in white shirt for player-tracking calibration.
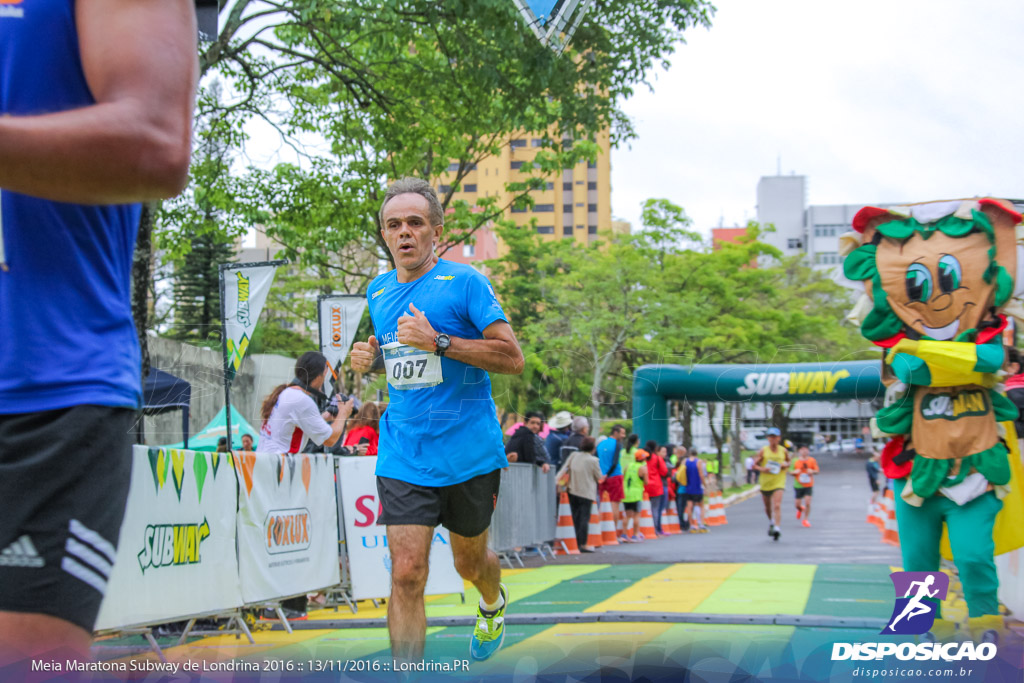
[258,351,354,455]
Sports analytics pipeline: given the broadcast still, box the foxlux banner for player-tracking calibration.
[94,447,241,632]
[235,452,340,604]
[337,456,464,601]
[222,263,279,376]
[318,294,367,396]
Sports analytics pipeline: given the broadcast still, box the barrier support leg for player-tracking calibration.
[231,613,256,644]
[512,551,525,568]
[176,618,198,647]
[142,630,168,663]
[275,607,294,635]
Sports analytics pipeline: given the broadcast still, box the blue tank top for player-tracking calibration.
[683,457,704,495]
[0,1,143,413]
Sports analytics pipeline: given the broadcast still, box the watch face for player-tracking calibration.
[436,334,450,350]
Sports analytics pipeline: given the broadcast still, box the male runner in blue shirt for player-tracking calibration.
[0,0,196,662]
[350,177,524,662]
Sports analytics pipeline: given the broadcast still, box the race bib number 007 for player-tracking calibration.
[382,342,443,391]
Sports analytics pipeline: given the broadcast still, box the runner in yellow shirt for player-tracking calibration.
[755,427,790,541]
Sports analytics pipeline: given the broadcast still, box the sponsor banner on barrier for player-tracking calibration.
[337,456,464,600]
[236,452,340,604]
[94,447,241,631]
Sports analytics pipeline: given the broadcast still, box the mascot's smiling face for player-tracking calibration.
[875,230,992,340]
[844,199,1020,343]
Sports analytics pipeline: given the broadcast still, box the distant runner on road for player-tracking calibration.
[791,446,819,528]
[755,427,790,541]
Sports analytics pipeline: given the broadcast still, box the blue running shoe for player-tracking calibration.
[470,584,508,661]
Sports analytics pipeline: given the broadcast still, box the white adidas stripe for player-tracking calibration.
[61,557,107,594]
[69,519,116,565]
[65,537,112,579]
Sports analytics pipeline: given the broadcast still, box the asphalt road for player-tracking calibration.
[535,448,903,566]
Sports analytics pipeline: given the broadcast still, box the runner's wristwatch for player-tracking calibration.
[434,333,451,357]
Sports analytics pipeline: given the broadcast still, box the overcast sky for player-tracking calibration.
[610,0,1024,236]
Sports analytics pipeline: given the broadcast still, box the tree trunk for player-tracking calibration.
[771,402,796,439]
[706,402,722,457]
[680,401,694,451]
[590,354,604,437]
[730,402,743,487]
[131,202,156,444]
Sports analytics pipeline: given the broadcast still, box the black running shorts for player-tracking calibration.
[0,405,135,631]
[795,486,813,499]
[376,469,501,538]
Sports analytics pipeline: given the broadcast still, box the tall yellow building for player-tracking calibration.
[438,129,613,250]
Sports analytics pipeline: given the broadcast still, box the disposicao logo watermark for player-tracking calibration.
[883,571,948,635]
[830,571,997,663]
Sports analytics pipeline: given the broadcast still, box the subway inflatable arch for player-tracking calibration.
[632,361,884,445]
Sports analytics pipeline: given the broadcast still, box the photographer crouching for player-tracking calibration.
[256,351,354,620]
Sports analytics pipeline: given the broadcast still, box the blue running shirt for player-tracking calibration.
[0,1,142,413]
[367,259,508,486]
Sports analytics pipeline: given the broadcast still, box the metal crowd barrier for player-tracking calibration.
[489,464,556,565]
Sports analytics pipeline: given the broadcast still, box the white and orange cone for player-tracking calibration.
[639,493,657,539]
[586,502,603,549]
[554,491,580,555]
[663,497,682,534]
[705,491,727,526]
[599,492,619,545]
[882,488,900,546]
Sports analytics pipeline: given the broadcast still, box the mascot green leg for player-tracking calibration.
[893,479,1002,618]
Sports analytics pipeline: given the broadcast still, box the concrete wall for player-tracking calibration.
[142,336,295,446]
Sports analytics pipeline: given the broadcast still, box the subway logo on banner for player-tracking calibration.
[137,520,210,573]
[265,508,311,555]
[737,369,850,397]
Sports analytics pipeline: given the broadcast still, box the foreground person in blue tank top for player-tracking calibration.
[0,0,196,662]
[350,178,524,663]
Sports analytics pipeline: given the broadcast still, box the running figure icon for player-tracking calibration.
[887,575,940,632]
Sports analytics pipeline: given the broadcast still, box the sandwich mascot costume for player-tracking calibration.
[842,198,1024,642]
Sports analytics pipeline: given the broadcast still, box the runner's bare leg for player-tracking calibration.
[450,529,500,606]
[386,525,433,662]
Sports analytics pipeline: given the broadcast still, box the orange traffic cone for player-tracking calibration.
[554,491,580,555]
[663,497,681,534]
[866,498,883,530]
[705,491,728,526]
[586,501,603,549]
[639,493,657,539]
[599,492,618,545]
[882,488,900,546]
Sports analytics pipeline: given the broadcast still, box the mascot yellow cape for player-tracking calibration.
[843,198,1024,640]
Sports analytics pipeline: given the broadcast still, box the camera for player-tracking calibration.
[325,393,354,417]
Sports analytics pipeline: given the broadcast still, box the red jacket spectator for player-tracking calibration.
[341,401,382,456]
[644,451,667,497]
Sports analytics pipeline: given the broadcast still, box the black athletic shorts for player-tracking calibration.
[761,488,784,501]
[795,486,813,499]
[682,492,704,503]
[0,405,135,631]
[376,469,501,538]
[622,501,639,512]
